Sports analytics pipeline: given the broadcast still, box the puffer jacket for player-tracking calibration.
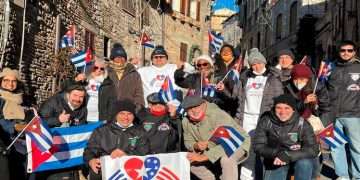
[253,111,319,166]
[223,68,283,126]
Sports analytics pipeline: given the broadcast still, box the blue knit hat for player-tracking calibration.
[110,43,127,60]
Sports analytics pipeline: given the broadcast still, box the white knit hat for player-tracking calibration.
[194,55,214,67]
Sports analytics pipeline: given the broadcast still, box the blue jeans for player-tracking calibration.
[263,159,313,180]
[331,118,360,179]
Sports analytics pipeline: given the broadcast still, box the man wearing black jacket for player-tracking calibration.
[83,100,149,180]
[254,94,318,180]
[328,40,360,179]
[137,93,180,154]
[39,85,87,128]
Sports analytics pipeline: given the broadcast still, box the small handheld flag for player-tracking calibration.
[209,126,245,157]
[25,116,53,152]
[318,59,334,82]
[70,48,92,69]
[60,25,76,48]
[141,32,155,48]
[208,30,224,56]
[317,123,349,149]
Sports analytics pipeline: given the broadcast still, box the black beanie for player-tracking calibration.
[151,45,168,59]
[273,94,297,110]
[110,43,127,60]
[112,99,136,118]
[277,49,295,60]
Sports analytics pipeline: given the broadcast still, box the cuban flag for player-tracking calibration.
[141,32,155,48]
[202,85,216,98]
[70,48,93,68]
[159,76,176,103]
[318,59,334,82]
[318,123,349,149]
[228,56,243,84]
[208,30,224,55]
[25,116,53,152]
[26,121,103,173]
[101,152,190,180]
[210,126,246,157]
[60,25,76,48]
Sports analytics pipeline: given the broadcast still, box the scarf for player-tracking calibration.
[109,61,127,80]
[0,90,25,120]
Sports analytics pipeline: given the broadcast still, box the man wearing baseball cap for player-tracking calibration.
[138,45,180,106]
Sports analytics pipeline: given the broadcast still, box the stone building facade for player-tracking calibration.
[238,0,326,64]
[315,0,360,60]
[222,13,242,47]
[0,0,211,105]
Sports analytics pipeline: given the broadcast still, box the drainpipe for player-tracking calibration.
[18,0,27,73]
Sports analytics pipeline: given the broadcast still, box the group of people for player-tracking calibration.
[0,40,359,180]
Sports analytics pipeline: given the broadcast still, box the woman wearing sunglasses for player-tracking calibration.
[174,55,217,100]
[62,58,116,123]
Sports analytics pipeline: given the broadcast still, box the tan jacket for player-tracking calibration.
[182,102,250,163]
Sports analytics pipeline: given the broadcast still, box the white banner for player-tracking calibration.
[100,152,190,180]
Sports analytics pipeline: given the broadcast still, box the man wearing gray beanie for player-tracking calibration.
[218,47,283,179]
[248,48,267,66]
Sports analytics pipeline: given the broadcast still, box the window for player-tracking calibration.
[104,37,110,58]
[122,0,135,16]
[289,1,298,33]
[180,43,188,62]
[85,30,95,51]
[189,0,200,20]
[172,0,181,12]
[276,14,283,40]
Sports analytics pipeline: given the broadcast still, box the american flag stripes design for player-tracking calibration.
[108,169,127,180]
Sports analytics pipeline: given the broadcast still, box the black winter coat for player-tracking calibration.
[137,109,180,153]
[83,122,149,162]
[253,111,318,166]
[39,92,87,127]
[327,58,360,119]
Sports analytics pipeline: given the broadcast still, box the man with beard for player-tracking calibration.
[36,85,87,179]
[62,58,116,122]
[182,95,250,180]
[39,85,87,128]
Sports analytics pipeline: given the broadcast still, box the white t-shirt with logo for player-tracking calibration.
[243,75,268,133]
[86,79,101,122]
[137,63,180,106]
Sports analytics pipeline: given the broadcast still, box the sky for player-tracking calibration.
[212,0,240,12]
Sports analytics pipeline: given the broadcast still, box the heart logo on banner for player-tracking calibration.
[124,157,161,179]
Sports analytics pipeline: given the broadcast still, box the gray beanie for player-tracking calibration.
[248,48,267,65]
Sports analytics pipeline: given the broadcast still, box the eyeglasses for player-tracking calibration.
[340,49,355,53]
[2,79,17,83]
[93,66,105,71]
[196,63,210,68]
[153,56,166,59]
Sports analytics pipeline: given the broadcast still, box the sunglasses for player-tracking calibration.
[153,56,166,59]
[93,66,105,71]
[196,63,210,68]
[340,49,355,53]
